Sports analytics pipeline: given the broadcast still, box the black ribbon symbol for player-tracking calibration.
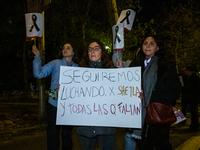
[114,26,121,44]
[29,14,40,32]
[120,10,131,24]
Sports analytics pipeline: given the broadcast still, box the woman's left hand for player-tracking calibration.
[138,90,143,100]
[115,58,123,68]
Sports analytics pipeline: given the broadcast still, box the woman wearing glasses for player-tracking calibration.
[77,40,115,150]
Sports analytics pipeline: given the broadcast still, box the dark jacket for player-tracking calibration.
[182,73,200,103]
[130,57,181,139]
[77,60,116,138]
[150,61,181,105]
[77,126,116,138]
[130,59,181,105]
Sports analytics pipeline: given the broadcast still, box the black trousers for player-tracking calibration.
[181,98,189,121]
[182,97,199,128]
[189,101,199,129]
[79,135,115,150]
[137,124,173,150]
[47,103,73,150]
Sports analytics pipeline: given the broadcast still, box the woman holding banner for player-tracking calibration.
[116,35,181,150]
[32,43,78,150]
[77,40,116,150]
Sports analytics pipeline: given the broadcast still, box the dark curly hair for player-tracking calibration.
[59,43,79,64]
[79,40,113,68]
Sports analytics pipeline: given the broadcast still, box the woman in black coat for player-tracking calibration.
[117,35,181,150]
[77,40,116,150]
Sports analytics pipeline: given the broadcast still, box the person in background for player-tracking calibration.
[77,40,115,150]
[116,35,181,150]
[32,43,78,150]
[182,66,200,131]
[180,66,189,124]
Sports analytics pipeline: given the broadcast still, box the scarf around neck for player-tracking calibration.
[132,56,158,139]
[89,61,102,68]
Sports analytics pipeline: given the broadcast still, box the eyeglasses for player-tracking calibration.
[88,46,101,52]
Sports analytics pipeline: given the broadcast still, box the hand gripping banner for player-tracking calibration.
[25,13,43,39]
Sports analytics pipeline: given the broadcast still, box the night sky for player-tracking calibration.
[139,0,194,22]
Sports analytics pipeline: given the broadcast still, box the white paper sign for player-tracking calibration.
[112,23,124,50]
[117,9,136,31]
[25,13,43,38]
[56,66,142,128]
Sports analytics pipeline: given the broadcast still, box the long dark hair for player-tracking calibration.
[137,35,166,61]
[136,35,169,81]
[59,43,79,64]
[79,39,113,68]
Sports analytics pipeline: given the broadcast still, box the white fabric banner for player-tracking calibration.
[56,66,142,128]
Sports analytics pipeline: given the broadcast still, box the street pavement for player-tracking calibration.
[0,125,200,150]
[0,97,200,150]
[175,132,200,150]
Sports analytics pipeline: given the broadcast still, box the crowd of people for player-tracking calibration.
[32,35,199,150]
